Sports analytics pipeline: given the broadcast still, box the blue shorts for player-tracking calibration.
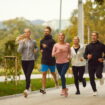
[41,64,56,72]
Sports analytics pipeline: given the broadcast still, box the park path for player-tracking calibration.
[0,81,105,105]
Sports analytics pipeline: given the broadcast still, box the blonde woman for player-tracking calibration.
[17,28,38,98]
[71,36,86,95]
[52,33,70,97]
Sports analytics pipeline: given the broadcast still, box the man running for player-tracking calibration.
[40,26,58,94]
[84,32,105,96]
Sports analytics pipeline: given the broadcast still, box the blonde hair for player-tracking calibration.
[58,32,65,36]
[73,36,80,42]
[24,28,31,33]
[16,28,31,42]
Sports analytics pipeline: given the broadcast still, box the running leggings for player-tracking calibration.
[72,66,85,91]
[56,62,69,89]
[22,60,34,90]
[88,64,103,92]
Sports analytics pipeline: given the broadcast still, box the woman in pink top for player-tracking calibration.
[52,33,70,97]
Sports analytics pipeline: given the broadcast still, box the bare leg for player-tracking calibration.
[40,72,47,94]
[51,72,59,87]
[42,72,47,89]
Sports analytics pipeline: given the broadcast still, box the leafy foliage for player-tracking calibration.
[95,0,104,4]
[64,0,105,44]
[0,18,44,77]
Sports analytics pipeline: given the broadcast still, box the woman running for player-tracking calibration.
[52,33,70,97]
[71,36,86,95]
[17,28,38,98]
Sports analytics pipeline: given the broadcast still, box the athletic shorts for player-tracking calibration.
[40,64,56,72]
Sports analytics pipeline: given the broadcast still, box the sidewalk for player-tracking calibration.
[0,81,105,105]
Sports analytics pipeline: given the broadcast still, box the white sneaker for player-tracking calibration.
[93,91,98,96]
[23,89,30,98]
[100,78,104,85]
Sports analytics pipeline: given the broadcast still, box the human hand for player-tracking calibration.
[42,44,47,48]
[98,58,104,63]
[80,58,84,62]
[87,54,93,60]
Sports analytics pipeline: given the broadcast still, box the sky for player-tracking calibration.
[0,0,85,21]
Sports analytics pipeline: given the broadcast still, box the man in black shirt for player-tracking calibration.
[84,32,105,96]
[40,26,58,94]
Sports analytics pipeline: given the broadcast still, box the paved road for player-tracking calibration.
[0,81,105,105]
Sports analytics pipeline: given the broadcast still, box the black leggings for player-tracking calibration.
[72,66,85,91]
[56,62,69,89]
[88,64,103,92]
[22,60,34,90]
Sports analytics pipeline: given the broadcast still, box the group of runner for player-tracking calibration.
[17,26,105,98]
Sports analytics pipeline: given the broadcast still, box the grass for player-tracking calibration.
[0,78,90,97]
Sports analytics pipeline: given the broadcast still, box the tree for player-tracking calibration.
[64,0,105,44]
[95,0,104,4]
[0,17,44,71]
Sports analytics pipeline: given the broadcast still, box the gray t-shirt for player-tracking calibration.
[18,39,38,61]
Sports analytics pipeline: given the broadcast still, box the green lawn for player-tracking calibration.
[0,78,90,97]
